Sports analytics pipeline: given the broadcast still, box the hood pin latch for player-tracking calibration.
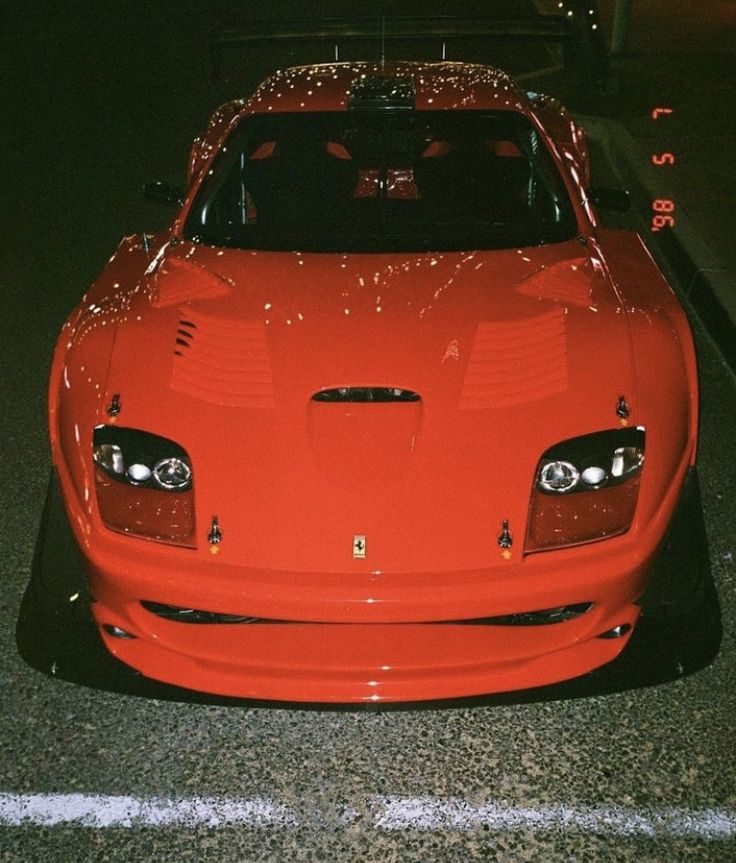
[616,395,631,422]
[106,393,121,418]
[498,519,513,549]
[208,516,223,552]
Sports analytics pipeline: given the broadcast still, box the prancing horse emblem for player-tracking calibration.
[353,535,367,559]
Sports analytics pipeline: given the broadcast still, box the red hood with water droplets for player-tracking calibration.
[97,239,636,573]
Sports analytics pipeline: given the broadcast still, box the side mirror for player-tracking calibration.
[588,186,631,213]
[143,181,185,207]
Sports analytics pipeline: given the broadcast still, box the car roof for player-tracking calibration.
[243,61,530,115]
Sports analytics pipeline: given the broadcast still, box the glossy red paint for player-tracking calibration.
[47,62,698,702]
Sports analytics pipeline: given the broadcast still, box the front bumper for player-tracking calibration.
[18,468,717,705]
[99,617,642,703]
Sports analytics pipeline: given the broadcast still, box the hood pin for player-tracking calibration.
[106,393,121,419]
[208,516,222,553]
[498,520,513,559]
[616,395,630,425]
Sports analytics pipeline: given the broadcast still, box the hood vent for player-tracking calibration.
[171,310,275,408]
[312,387,420,403]
[459,309,568,410]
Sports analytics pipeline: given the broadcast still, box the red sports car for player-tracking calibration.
[37,62,704,702]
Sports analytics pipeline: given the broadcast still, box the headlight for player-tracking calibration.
[526,428,645,553]
[92,426,196,546]
[93,426,193,491]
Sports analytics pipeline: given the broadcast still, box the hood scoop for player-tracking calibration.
[312,387,420,403]
[310,388,423,489]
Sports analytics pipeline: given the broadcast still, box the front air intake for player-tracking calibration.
[141,601,261,624]
[312,387,420,403]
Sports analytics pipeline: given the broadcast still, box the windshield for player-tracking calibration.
[184,110,578,253]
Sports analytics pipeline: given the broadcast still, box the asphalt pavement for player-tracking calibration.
[1,2,735,861]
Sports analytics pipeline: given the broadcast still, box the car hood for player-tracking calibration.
[102,239,638,572]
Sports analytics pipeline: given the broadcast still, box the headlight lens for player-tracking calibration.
[127,462,152,483]
[153,457,192,490]
[526,427,645,553]
[95,443,124,476]
[580,465,607,487]
[611,445,644,478]
[538,460,580,493]
[92,426,195,546]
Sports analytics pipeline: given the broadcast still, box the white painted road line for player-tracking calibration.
[1,793,735,839]
[374,797,736,838]
[0,794,299,829]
